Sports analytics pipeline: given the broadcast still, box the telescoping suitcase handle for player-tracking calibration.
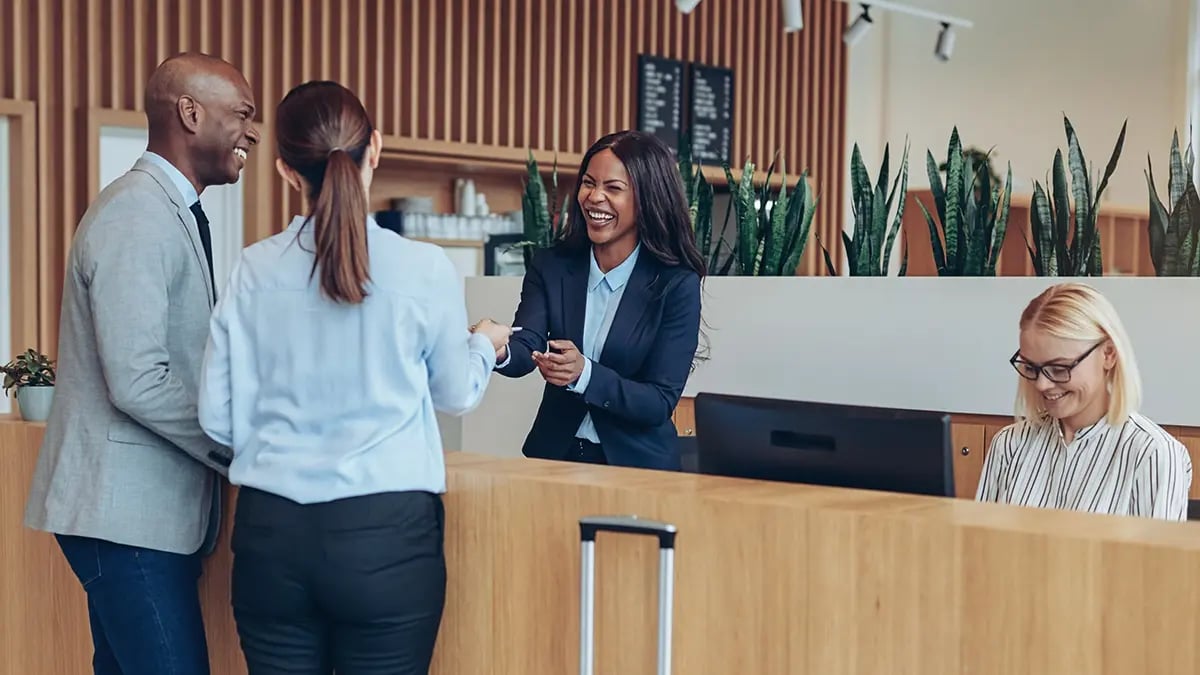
[578,515,677,675]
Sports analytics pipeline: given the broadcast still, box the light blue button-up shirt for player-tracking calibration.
[198,215,496,504]
[567,245,640,443]
[141,151,199,206]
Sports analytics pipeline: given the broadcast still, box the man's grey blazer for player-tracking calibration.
[24,157,234,556]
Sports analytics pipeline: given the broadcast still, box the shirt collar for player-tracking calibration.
[286,214,382,233]
[588,245,640,293]
[141,151,199,206]
[1053,416,1107,444]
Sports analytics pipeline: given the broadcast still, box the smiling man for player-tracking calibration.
[24,52,258,675]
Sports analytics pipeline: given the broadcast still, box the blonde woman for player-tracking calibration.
[975,283,1192,520]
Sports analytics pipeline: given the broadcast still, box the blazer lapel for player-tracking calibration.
[597,253,658,366]
[132,159,216,308]
[561,256,589,348]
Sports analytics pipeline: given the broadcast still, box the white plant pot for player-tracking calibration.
[16,385,54,422]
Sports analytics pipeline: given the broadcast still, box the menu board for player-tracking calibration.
[689,63,734,165]
[635,54,685,154]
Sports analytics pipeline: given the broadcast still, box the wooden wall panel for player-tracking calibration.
[0,0,849,355]
[0,99,39,361]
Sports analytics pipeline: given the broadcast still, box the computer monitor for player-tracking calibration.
[694,393,955,497]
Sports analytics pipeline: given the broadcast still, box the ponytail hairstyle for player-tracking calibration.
[275,80,374,304]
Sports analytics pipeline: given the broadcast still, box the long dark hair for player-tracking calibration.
[276,80,373,304]
[559,130,706,279]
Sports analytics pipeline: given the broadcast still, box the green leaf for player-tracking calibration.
[926,149,947,234]
[710,167,737,274]
[1146,158,1170,276]
[520,151,552,266]
[765,171,791,275]
[840,230,856,276]
[1173,183,1200,276]
[865,181,887,275]
[917,197,947,275]
[1065,117,1094,274]
[696,170,714,263]
[1051,149,1072,273]
[1091,118,1128,215]
[876,144,890,200]
[963,161,992,275]
[782,174,818,275]
[817,233,839,276]
[1031,181,1057,276]
[881,142,910,276]
[944,128,964,273]
[1169,130,1185,219]
[725,163,758,275]
[986,164,1013,275]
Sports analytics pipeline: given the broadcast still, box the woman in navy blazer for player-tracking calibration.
[488,130,705,470]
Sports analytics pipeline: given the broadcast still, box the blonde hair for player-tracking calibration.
[1014,283,1141,426]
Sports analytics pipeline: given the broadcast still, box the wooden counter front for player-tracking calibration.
[6,419,1200,674]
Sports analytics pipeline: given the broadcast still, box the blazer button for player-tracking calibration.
[603,401,611,408]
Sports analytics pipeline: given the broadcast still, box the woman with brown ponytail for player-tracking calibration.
[197,81,510,674]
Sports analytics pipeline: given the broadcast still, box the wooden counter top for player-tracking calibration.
[6,420,1200,674]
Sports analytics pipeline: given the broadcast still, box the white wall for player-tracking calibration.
[98,126,244,293]
[0,117,10,414]
[442,277,1200,458]
[845,0,1191,212]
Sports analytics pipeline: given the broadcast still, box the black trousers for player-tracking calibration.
[569,437,608,465]
[230,487,446,675]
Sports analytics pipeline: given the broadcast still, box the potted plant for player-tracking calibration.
[516,151,570,267]
[819,140,911,276]
[2,348,56,422]
[917,127,1014,276]
[1146,130,1200,276]
[1026,115,1127,276]
[720,154,818,276]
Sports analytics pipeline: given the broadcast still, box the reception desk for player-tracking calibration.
[6,418,1200,674]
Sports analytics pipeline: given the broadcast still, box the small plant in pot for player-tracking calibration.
[2,348,56,422]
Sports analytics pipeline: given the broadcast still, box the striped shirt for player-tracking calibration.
[975,413,1193,521]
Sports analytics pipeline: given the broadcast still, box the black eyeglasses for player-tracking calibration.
[1010,341,1104,384]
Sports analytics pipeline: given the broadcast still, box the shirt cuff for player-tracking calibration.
[468,332,498,371]
[567,358,592,393]
[494,347,512,370]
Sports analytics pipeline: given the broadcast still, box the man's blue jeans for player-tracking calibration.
[55,534,210,675]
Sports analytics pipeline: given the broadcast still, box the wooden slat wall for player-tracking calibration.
[0,0,851,354]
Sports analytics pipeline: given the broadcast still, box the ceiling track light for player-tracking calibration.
[934,22,956,61]
[832,0,971,61]
[843,5,874,46]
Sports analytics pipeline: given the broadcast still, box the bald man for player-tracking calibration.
[24,52,259,675]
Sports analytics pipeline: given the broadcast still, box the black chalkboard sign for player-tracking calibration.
[636,54,686,154]
[689,63,734,165]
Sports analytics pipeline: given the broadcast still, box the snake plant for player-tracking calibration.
[821,142,910,276]
[677,132,721,274]
[1026,116,1127,276]
[722,156,817,276]
[1146,130,1200,276]
[517,151,569,266]
[917,127,1013,276]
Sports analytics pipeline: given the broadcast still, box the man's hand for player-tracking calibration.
[470,318,512,360]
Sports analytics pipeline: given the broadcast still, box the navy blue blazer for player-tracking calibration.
[497,245,702,470]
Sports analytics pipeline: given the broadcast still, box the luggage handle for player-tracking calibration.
[579,514,677,549]
[579,515,676,675]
